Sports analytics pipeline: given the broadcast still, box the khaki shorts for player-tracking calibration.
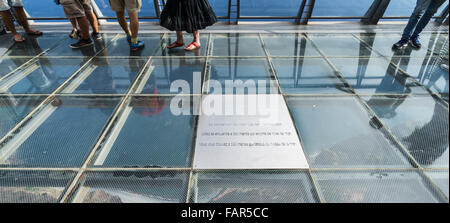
[109,0,142,14]
[60,0,93,18]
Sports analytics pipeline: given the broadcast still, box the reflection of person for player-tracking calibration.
[109,0,145,51]
[393,0,446,49]
[0,0,42,42]
[160,0,217,51]
[59,0,101,49]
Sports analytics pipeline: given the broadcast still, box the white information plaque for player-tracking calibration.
[193,94,309,169]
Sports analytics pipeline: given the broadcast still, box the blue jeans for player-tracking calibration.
[402,0,446,39]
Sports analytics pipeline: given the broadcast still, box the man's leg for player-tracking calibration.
[76,16,90,40]
[0,10,24,41]
[12,6,41,35]
[401,0,430,39]
[411,0,446,38]
[115,11,131,35]
[129,12,139,40]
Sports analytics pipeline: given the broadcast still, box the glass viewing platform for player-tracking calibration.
[0,0,448,203]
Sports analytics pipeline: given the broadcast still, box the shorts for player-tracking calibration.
[109,0,142,14]
[60,0,93,18]
[0,0,23,11]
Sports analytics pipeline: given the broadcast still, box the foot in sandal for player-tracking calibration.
[184,42,200,51]
[168,41,185,49]
[13,33,25,43]
[26,29,43,36]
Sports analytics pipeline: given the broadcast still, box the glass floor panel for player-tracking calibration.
[67,57,148,94]
[91,96,198,168]
[0,170,75,203]
[191,171,319,203]
[357,33,449,58]
[261,34,321,57]
[144,58,205,94]
[312,170,447,203]
[206,58,279,94]
[155,34,209,57]
[45,33,117,57]
[424,170,449,199]
[70,171,189,203]
[363,95,449,168]
[308,34,374,57]
[285,96,411,168]
[0,96,45,139]
[0,57,87,94]
[3,34,67,57]
[0,96,120,167]
[330,57,428,94]
[104,34,163,57]
[0,57,33,79]
[272,57,351,94]
[211,34,266,57]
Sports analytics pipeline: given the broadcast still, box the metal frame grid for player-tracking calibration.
[0,29,448,203]
[21,0,450,25]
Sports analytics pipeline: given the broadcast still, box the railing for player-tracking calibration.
[23,0,449,25]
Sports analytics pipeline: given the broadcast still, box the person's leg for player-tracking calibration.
[128,12,139,41]
[69,18,78,30]
[185,30,200,50]
[76,16,90,40]
[12,6,41,35]
[0,10,24,41]
[115,11,131,35]
[401,0,429,40]
[168,31,184,48]
[86,12,99,33]
[411,0,446,39]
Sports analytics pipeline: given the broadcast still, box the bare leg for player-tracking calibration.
[168,31,184,48]
[129,12,139,39]
[75,16,90,40]
[86,12,99,33]
[115,11,130,35]
[12,7,40,34]
[69,18,78,30]
[0,10,24,41]
[185,30,200,50]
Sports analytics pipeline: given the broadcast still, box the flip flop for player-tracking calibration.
[168,41,185,49]
[13,36,25,43]
[185,42,200,51]
[26,30,43,36]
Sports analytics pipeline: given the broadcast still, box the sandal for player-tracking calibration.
[13,35,25,43]
[26,30,43,36]
[168,41,184,49]
[185,42,200,51]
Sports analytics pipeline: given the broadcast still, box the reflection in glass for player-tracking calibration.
[69,58,148,94]
[92,96,197,168]
[286,97,411,168]
[71,171,189,203]
[105,34,163,56]
[1,58,86,94]
[212,34,265,56]
[364,96,449,168]
[262,33,321,57]
[155,34,208,56]
[0,57,32,79]
[308,34,373,57]
[207,58,279,94]
[46,33,115,57]
[0,96,44,138]
[425,170,449,198]
[4,35,65,57]
[330,57,427,94]
[272,58,350,94]
[192,171,318,203]
[0,97,120,167]
[0,170,75,203]
[145,58,205,94]
[313,170,446,203]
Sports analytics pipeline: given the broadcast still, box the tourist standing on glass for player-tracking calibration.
[160,0,217,51]
[393,0,446,49]
[109,0,145,51]
[60,0,102,48]
[0,0,42,42]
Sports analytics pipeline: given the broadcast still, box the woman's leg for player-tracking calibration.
[185,30,200,50]
[168,31,185,48]
[193,30,200,45]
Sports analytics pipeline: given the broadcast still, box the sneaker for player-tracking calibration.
[392,38,409,49]
[70,38,93,49]
[91,32,102,40]
[409,36,422,48]
[126,35,132,44]
[130,40,145,51]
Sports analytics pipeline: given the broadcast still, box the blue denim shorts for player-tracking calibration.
[0,0,23,11]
